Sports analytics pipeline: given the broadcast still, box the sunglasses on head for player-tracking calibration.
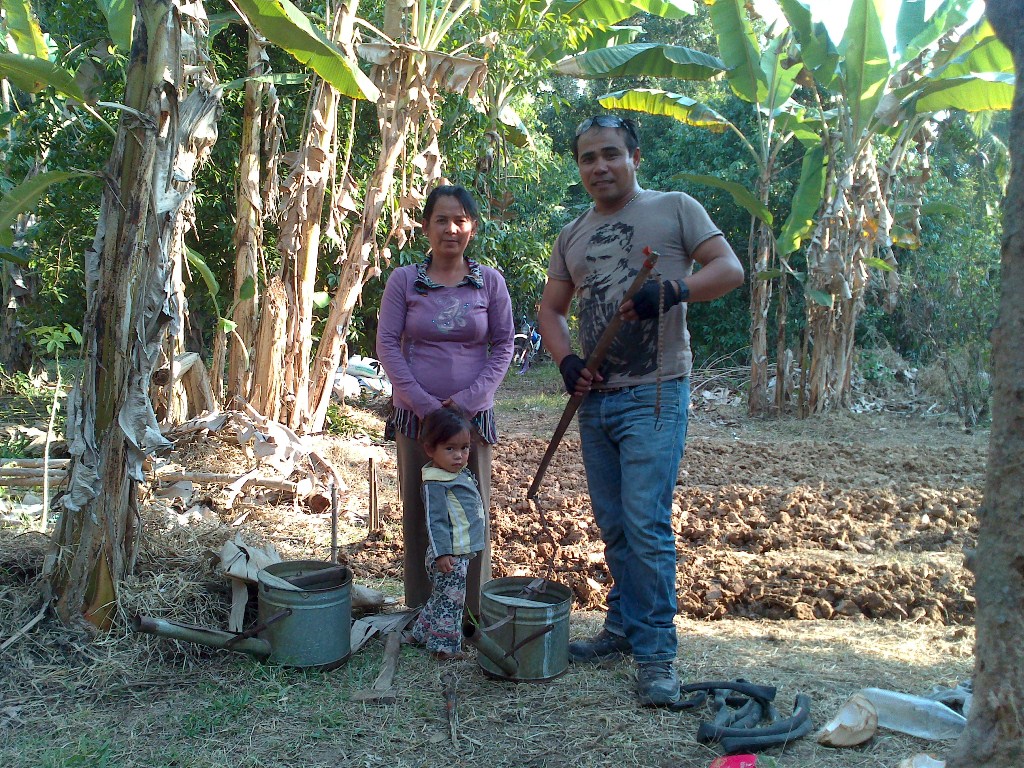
[575,115,637,138]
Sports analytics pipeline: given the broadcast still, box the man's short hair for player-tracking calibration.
[571,115,640,160]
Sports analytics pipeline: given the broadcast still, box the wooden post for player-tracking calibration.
[368,457,380,531]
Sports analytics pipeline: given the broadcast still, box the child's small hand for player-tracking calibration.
[435,555,456,574]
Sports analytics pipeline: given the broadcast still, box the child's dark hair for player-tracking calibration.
[420,408,473,450]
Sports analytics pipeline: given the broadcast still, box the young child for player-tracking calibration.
[407,408,486,660]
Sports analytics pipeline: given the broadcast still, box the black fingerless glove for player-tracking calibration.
[558,354,587,395]
[631,279,688,320]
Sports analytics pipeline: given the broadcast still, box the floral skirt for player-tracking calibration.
[410,552,471,655]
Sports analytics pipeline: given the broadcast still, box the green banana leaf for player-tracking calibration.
[221,72,308,91]
[774,107,826,145]
[6,0,49,59]
[933,26,1014,79]
[549,0,695,25]
[760,34,800,112]
[674,173,772,227]
[597,89,733,132]
[910,73,1015,114]
[894,0,927,57]
[0,171,90,252]
[777,144,825,257]
[896,0,972,63]
[94,0,134,51]
[209,11,243,37]
[807,288,834,308]
[0,52,85,100]
[778,0,839,88]
[185,247,221,315]
[230,0,380,101]
[708,0,768,103]
[552,43,725,81]
[863,256,895,271]
[840,0,890,141]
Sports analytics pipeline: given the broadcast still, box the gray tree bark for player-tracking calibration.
[946,0,1024,764]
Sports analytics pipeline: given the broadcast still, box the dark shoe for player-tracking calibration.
[568,629,631,663]
[636,661,681,706]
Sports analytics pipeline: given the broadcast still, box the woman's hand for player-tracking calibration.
[435,555,456,574]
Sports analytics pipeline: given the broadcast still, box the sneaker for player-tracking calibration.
[568,629,631,663]
[636,661,681,706]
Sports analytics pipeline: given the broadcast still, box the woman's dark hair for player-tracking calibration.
[420,407,474,450]
[422,184,480,225]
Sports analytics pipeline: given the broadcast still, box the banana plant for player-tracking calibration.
[779,0,1013,413]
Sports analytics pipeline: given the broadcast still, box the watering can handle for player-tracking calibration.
[225,607,292,647]
[505,622,555,657]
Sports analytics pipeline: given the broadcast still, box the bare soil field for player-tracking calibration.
[0,365,984,767]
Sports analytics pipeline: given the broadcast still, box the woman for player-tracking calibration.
[376,185,515,615]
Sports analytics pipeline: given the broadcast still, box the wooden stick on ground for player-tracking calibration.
[350,631,401,705]
[441,670,459,747]
[368,457,379,530]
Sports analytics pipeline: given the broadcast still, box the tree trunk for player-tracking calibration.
[152,214,190,424]
[43,0,177,629]
[44,0,221,628]
[805,146,887,413]
[248,275,288,419]
[774,270,791,412]
[747,217,773,415]
[213,31,266,404]
[307,97,410,433]
[947,2,1024,765]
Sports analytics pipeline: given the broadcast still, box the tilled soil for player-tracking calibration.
[348,407,984,628]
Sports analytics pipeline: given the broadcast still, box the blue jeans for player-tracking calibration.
[578,378,689,663]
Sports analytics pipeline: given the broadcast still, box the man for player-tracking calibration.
[537,115,744,706]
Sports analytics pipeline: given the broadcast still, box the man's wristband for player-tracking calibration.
[675,279,690,303]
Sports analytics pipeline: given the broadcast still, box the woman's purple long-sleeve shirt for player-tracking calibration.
[376,263,515,419]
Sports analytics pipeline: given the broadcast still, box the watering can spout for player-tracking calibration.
[134,615,272,659]
[463,622,519,677]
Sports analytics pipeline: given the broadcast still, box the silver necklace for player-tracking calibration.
[594,188,642,215]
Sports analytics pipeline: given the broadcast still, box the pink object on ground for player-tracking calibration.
[709,756,757,768]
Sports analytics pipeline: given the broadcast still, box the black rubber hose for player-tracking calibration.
[679,680,778,703]
[720,713,814,753]
[726,699,764,730]
[667,691,707,711]
[697,700,764,743]
[718,695,813,754]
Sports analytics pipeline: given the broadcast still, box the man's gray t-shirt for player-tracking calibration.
[547,189,722,388]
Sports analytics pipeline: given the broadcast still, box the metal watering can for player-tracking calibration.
[463,577,572,682]
[135,561,352,669]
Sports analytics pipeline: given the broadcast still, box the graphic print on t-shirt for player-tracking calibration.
[578,221,658,378]
[432,295,469,334]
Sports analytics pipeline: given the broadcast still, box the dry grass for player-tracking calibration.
[0,377,975,768]
[0,592,968,768]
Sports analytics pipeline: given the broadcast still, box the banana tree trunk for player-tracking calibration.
[774,269,791,412]
[948,2,1024,763]
[307,77,411,433]
[747,215,773,416]
[44,0,178,629]
[805,146,887,413]
[150,3,221,425]
[250,9,349,430]
[214,30,266,402]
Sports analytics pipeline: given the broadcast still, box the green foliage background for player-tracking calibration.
[0,0,1005,400]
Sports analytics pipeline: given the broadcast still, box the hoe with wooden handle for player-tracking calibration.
[527,247,661,500]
